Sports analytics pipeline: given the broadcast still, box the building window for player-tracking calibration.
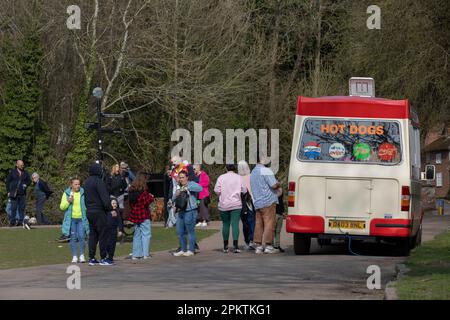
[436,172,443,187]
[436,153,442,164]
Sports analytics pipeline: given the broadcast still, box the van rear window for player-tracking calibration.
[298,119,402,164]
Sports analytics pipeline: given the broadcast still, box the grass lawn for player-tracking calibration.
[396,230,450,300]
[0,226,217,270]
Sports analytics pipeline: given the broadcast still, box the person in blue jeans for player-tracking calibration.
[172,170,203,257]
[59,178,89,263]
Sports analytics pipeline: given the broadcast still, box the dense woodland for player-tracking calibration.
[0,0,449,223]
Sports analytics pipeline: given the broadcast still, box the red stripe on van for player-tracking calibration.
[297,96,409,119]
[286,215,324,234]
[369,218,411,237]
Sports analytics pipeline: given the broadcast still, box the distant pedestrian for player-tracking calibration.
[172,170,203,257]
[60,178,89,263]
[238,160,256,250]
[250,156,280,254]
[214,164,247,253]
[273,188,285,253]
[128,172,155,260]
[194,164,210,227]
[107,164,128,208]
[83,163,113,266]
[31,172,53,225]
[106,198,124,262]
[6,160,31,228]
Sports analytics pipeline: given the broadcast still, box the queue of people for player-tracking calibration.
[4,156,286,265]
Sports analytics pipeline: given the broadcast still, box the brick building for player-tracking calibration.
[421,126,450,208]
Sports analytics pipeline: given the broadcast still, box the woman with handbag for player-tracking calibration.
[172,170,203,257]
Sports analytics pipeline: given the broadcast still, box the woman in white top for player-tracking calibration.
[238,160,256,250]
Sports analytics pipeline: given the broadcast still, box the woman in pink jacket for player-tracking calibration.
[194,164,210,227]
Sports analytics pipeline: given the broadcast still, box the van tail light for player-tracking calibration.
[288,182,296,207]
[401,186,410,212]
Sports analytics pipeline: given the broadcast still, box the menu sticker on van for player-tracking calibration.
[353,143,371,160]
[378,143,397,161]
[304,141,321,159]
[329,143,346,159]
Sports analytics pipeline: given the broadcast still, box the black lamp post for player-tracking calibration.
[92,87,104,164]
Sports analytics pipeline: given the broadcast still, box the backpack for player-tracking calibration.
[175,190,190,212]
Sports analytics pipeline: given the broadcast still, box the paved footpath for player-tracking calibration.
[0,213,449,300]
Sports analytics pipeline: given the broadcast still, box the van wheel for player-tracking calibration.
[294,234,311,255]
[414,224,422,248]
[317,238,331,246]
[395,238,411,256]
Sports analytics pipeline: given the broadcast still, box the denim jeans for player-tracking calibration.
[9,196,26,224]
[6,199,20,223]
[176,209,197,252]
[132,219,151,258]
[35,196,49,224]
[70,218,86,257]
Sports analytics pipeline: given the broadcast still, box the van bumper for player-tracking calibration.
[286,215,325,233]
[286,215,411,238]
[369,219,411,237]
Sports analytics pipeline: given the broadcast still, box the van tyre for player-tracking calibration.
[294,234,311,255]
[395,238,411,256]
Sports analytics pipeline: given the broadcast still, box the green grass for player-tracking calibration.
[396,230,450,300]
[0,227,217,270]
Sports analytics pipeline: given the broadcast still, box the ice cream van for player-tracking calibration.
[286,78,425,256]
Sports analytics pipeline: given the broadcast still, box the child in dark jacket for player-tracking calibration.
[107,198,124,263]
[273,189,286,252]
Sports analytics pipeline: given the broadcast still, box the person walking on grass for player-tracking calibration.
[128,173,155,260]
[32,172,53,225]
[6,160,31,228]
[60,178,89,263]
[84,163,113,266]
[250,155,281,254]
[172,170,203,257]
[214,164,247,253]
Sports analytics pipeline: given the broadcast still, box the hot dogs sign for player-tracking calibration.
[320,124,384,135]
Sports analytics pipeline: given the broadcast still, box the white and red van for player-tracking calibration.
[286,78,423,256]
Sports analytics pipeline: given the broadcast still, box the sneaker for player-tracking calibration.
[99,258,114,266]
[223,247,229,253]
[131,256,142,260]
[79,255,86,263]
[201,222,207,227]
[88,258,100,266]
[249,241,256,249]
[243,243,251,250]
[255,246,264,254]
[264,245,277,254]
[173,251,186,257]
[233,247,241,253]
[183,251,194,257]
[276,246,285,253]
[143,255,151,259]
[23,222,30,230]
[71,256,78,263]
[195,222,202,227]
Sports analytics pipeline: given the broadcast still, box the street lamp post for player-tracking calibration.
[92,87,104,164]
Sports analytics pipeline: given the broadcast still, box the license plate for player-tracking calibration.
[328,220,365,229]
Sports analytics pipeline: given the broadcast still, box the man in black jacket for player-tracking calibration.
[31,172,53,225]
[6,160,31,228]
[83,163,113,266]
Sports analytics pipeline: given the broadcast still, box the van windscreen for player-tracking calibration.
[298,119,402,164]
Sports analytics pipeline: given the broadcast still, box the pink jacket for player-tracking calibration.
[198,171,210,200]
[214,171,247,211]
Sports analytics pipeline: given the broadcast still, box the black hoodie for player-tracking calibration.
[83,163,113,214]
